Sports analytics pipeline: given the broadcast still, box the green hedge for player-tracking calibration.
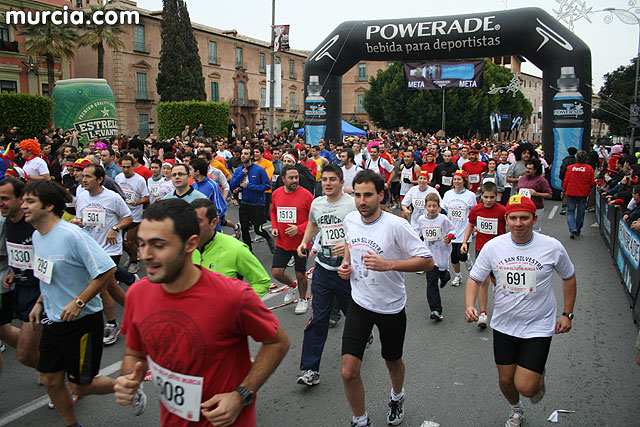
[0,93,53,140]
[157,101,230,140]
[280,120,302,132]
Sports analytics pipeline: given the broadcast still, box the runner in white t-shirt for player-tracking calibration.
[74,164,134,345]
[338,169,432,427]
[401,171,441,227]
[19,139,50,181]
[115,156,150,274]
[464,195,576,427]
[441,171,477,286]
[339,149,360,195]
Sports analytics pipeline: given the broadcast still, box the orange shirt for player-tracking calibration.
[255,158,275,193]
[210,159,230,178]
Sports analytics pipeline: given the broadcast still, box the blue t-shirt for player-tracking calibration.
[32,220,115,322]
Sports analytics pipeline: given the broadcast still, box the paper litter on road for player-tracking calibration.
[420,421,440,427]
[480,336,489,341]
[547,410,575,423]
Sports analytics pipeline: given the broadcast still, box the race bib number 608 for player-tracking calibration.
[147,356,203,422]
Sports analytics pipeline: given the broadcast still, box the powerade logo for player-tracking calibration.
[553,102,584,119]
[305,104,326,117]
[618,219,640,269]
[365,17,500,40]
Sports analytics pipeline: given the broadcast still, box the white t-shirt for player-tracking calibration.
[309,194,356,271]
[209,167,230,193]
[341,164,360,192]
[365,157,394,177]
[115,172,149,222]
[399,164,418,196]
[354,152,366,168]
[344,211,432,314]
[401,185,441,226]
[147,176,164,204]
[413,213,455,271]
[442,188,478,242]
[75,188,132,255]
[23,157,49,178]
[469,232,575,338]
[457,157,470,169]
[497,163,511,188]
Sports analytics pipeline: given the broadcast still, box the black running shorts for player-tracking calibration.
[342,298,406,361]
[493,329,552,374]
[38,311,104,385]
[272,246,307,273]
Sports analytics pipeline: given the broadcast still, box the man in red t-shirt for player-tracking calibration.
[461,149,487,193]
[131,150,152,181]
[270,165,314,315]
[420,151,437,183]
[114,199,290,427]
[299,148,317,178]
[461,181,506,328]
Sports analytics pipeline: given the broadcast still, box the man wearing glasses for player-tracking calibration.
[163,163,208,203]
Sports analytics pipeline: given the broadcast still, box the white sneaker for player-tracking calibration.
[505,406,524,427]
[294,298,309,315]
[132,384,147,416]
[451,276,462,287]
[103,322,121,345]
[283,282,298,303]
[477,313,489,329]
[465,259,474,271]
[297,369,320,386]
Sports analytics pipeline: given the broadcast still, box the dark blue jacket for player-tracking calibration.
[229,163,271,205]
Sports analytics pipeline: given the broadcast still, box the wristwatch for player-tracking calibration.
[74,297,86,308]
[111,226,119,232]
[562,312,574,320]
[234,386,255,407]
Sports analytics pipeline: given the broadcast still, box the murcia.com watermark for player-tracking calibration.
[5,6,139,26]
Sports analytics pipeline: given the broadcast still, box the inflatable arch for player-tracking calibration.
[303,7,591,189]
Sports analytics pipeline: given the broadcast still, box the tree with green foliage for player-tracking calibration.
[20,23,78,98]
[363,60,532,137]
[593,57,637,137]
[156,0,206,102]
[77,5,125,79]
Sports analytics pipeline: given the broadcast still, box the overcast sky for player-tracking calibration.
[136,0,637,91]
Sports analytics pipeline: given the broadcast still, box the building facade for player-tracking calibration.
[74,0,308,138]
[0,0,74,97]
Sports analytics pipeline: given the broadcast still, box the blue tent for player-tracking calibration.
[297,120,366,137]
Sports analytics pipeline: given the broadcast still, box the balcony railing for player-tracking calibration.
[0,40,19,53]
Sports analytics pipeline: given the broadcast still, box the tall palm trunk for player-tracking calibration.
[97,41,104,78]
[46,53,55,98]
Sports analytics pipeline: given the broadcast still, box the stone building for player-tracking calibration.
[74,0,308,138]
[0,0,74,97]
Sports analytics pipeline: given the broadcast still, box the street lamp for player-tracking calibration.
[148,118,155,135]
[601,6,640,151]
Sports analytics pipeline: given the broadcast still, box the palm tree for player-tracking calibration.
[77,5,126,78]
[20,23,78,97]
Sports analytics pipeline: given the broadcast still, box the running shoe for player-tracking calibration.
[128,262,140,274]
[366,330,374,349]
[283,282,298,303]
[451,276,462,287]
[387,396,404,425]
[103,322,121,346]
[297,369,320,386]
[132,384,148,416]
[505,407,524,427]
[0,341,5,352]
[477,313,489,329]
[350,417,372,427]
[560,208,567,215]
[429,311,443,321]
[329,315,341,328]
[295,298,309,315]
[465,259,474,271]
[48,387,79,409]
[287,257,296,267]
[530,369,546,404]
[234,223,242,240]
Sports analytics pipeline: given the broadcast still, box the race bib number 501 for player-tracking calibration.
[147,356,203,422]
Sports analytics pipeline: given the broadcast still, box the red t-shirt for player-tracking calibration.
[270,186,313,250]
[122,267,279,427]
[134,165,152,181]
[462,161,487,191]
[420,162,437,182]
[468,202,507,251]
[300,160,317,178]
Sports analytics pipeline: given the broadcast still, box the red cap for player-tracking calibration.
[505,194,537,215]
[454,170,468,179]
[418,171,430,178]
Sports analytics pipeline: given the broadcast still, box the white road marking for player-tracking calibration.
[0,361,122,426]
[420,421,441,427]
[548,205,558,220]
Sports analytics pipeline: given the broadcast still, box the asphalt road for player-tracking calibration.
[0,200,639,427]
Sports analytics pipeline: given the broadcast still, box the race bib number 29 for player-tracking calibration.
[34,255,53,284]
[147,356,203,422]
